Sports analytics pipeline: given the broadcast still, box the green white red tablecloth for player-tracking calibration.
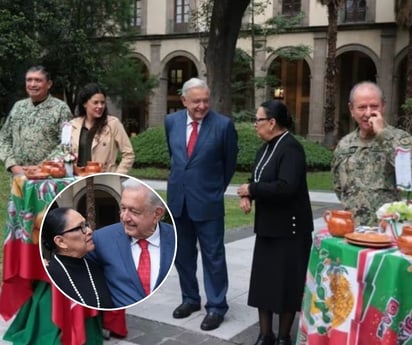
[297,229,412,345]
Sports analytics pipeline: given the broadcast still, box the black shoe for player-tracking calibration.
[200,312,224,331]
[254,333,276,345]
[172,303,201,319]
[276,336,292,345]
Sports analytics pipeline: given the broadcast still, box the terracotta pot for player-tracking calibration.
[85,161,102,173]
[49,166,66,178]
[397,225,412,255]
[323,210,355,237]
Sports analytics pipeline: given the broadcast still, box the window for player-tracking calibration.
[131,0,142,27]
[282,0,301,16]
[175,0,190,24]
[343,0,366,22]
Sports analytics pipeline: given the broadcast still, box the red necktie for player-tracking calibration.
[187,121,198,157]
[137,239,151,296]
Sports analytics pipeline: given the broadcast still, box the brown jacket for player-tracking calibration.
[70,116,135,174]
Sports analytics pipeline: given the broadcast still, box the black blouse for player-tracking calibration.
[48,254,114,309]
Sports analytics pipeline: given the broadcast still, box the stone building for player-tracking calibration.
[120,0,409,142]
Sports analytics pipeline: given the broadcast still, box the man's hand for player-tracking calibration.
[368,111,385,135]
[239,197,252,214]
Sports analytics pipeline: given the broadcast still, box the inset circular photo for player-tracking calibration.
[39,173,176,310]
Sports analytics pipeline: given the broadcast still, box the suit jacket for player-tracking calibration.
[70,115,135,174]
[87,221,175,308]
[248,132,314,237]
[165,109,238,221]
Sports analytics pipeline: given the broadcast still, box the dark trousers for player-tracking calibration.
[174,207,229,315]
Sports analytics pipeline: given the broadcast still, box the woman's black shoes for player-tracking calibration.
[254,333,276,345]
[276,336,292,345]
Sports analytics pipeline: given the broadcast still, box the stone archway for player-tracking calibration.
[121,57,151,134]
[163,56,199,114]
[76,185,120,230]
[267,58,311,136]
[336,50,377,138]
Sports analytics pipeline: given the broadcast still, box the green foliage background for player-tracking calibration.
[131,123,333,171]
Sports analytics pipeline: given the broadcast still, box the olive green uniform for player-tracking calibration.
[332,126,412,226]
[0,95,72,169]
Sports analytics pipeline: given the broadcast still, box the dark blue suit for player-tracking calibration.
[165,109,238,315]
[87,222,176,308]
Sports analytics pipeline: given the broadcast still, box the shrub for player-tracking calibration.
[131,123,333,171]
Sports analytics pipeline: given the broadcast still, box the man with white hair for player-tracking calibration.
[87,178,176,308]
[165,77,238,330]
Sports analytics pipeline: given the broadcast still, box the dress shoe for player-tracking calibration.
[200,312,224,331]
[172,303,201,319]
[254,333,276,345]
[276,336,292,345]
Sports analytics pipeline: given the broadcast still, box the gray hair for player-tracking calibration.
[181,78,209,97]
[348,81,384,104]
[122,178,164,209]
[26,65,51,81]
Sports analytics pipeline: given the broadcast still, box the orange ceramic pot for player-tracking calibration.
[85,161,102,173]
[323,210,355,237]
[397,225,412,255]
[49,166,66,178]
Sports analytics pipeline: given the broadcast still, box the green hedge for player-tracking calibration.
[131,123,333,171]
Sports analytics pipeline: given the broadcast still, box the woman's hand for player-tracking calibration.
[239,197,252,214]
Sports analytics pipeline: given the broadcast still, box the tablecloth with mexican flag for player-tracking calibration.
[297,229,412,345]
[0,176,127,345]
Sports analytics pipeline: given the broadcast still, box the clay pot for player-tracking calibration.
[323,210,355,237]
[397,225,412,255]
[49,165,66,178]
[85,161,102,173]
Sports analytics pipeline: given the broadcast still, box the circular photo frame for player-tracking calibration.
[39,173,177,310]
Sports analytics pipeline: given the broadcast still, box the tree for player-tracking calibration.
[318,0,345,147]
[86,177,96,231]
[395,0,412,132]
[205,0,252,115]
[0,8,41,117]
[0,0,156,115]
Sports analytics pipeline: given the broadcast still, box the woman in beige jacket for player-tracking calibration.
[70,83,135,174]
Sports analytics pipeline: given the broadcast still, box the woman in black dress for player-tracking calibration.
[237,100,313,345]
[42,207,114,309]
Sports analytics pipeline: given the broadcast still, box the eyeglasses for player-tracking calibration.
[61,222,90,235]
[255,118,270,124]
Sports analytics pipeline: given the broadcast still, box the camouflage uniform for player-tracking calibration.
[0,95,72,169]
[332,125,412,226]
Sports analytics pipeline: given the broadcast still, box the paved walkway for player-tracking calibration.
[0,180,341,345]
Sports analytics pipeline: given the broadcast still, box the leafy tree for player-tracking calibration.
[192,1,309,115]
[395,0,412,131]
[0,9,41,116]
[0,0,156,115]
[317,0,346,147]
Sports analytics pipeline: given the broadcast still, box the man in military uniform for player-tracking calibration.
[332,81,412,226]
[0,65,72,174]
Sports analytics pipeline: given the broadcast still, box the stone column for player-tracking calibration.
[254,37,267,109]
[378,27,396,124]
[307,32,327,143]
[148,40,166,127]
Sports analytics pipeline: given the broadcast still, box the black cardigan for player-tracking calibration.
[248,132,314,237]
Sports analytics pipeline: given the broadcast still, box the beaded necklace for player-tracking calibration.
[54,254,101,308]
[254,131,288,182]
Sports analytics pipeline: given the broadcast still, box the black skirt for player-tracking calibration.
[247,233,312,313]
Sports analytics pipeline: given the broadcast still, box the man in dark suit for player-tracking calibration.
[165,78,238,331]
[88,178,176,308]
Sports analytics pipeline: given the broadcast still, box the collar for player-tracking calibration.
[186,112,203,126]
[130,223,161,247]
